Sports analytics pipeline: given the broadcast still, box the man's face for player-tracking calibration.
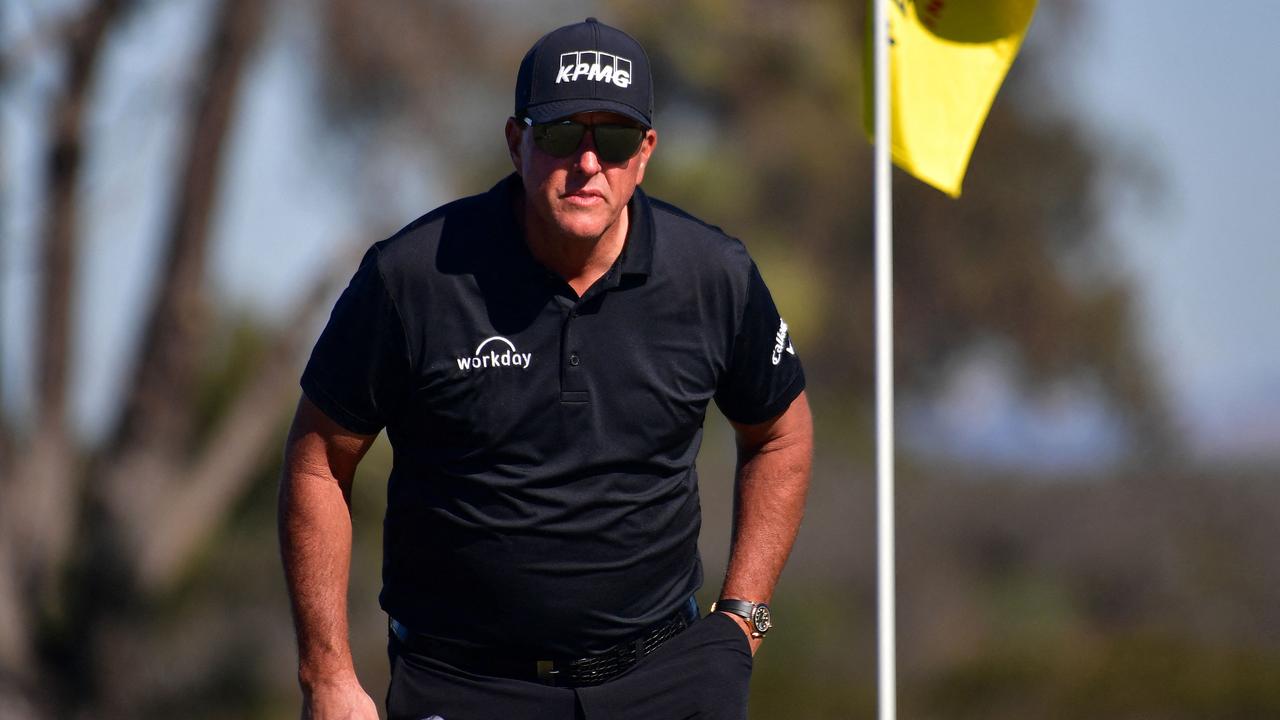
[505,111,657,243]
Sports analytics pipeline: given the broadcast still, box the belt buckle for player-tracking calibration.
[536,659,560,685]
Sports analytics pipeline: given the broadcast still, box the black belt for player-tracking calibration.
[389,601,696,688]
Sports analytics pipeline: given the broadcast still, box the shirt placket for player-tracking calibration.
[557,295,589,405]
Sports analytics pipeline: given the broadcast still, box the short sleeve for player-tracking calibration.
[714,262,806,425]
[300,246,410,435]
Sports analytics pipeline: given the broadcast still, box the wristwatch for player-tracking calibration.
[711,598,772,638]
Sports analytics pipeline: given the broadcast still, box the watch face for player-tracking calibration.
[751,604,772,634]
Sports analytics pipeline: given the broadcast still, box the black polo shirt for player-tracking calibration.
[301,173,804,657]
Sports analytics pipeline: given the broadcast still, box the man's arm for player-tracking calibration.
[718,391,813,654]
[279,396,380,719]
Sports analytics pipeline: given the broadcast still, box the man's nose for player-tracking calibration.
[574,132,603,175]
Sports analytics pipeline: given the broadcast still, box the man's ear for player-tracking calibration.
[505,117,525,173]
[635,128,657,184]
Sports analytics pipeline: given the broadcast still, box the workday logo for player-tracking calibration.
[456,336,533,372]
[556,50,633,88]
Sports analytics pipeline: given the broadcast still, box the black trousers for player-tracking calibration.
[386,612,753,720]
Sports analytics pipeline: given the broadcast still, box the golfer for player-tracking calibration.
[279,17,812,720]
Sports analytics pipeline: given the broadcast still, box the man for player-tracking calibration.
[280,17,811,720]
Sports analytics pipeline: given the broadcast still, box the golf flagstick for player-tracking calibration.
[872,1,896,719]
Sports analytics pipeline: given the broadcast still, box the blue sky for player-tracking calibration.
[3,0,1277,463]
[1061,0,1280,458]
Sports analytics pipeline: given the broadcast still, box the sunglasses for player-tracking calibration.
[524,118,647,164]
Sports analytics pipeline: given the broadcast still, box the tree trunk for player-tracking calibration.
[64,0,265,715]
[137,246,360,592]
[0,0,124,695]
[94,0,266,582]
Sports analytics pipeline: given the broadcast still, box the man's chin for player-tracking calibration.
[552,212,614,242]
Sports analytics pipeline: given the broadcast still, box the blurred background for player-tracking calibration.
[2,0,1278,717]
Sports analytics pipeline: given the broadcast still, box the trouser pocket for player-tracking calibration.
[575,612,753,720]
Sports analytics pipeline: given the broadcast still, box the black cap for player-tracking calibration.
[514,18,653,128]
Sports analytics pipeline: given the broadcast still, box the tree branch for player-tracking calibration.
[0,0,126,673]
[95,0,266,557]
[0,4,81,88]
[137,247,362,593]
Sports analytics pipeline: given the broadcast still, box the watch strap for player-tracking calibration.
[712,598,771,637]
[712,599,755,619]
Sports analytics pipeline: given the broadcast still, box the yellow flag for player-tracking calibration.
[864,0,1038,197]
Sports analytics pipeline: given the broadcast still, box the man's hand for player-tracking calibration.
[719,610,764,656]
[301,674,379,719]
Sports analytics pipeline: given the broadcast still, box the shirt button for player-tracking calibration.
[569,352,580,366]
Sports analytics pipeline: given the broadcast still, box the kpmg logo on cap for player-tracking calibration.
[556,50,633,89]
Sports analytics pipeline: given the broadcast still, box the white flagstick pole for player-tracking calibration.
[873,1,896,720]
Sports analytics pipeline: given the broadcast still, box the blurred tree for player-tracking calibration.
[0,0,351,716]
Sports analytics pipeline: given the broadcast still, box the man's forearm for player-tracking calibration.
[720,393,813,605]
[279,398,379,717]
[279,458,359,686]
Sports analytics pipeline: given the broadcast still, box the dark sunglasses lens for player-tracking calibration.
[592,125,645,163]
[532,121,644,162]
[534,122,588,157]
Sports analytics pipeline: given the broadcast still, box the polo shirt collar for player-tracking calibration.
[618,185,654,279]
